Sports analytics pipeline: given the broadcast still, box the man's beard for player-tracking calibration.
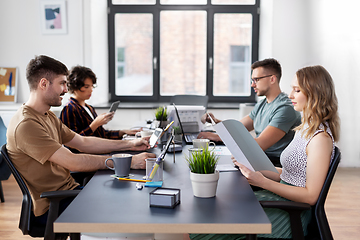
[45,94,64,107]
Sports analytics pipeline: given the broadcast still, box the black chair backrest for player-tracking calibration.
[0,116,11,182]
[315,146,341,240]
[1,144,32,235]
[170,95,209,109]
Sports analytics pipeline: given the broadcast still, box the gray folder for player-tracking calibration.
[213,119,278,173]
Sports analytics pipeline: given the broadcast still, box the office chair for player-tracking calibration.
[170,95,209,109]
[1,144,81,240]
[0,155,11,202]
[0,116,11,202]
[258,146,341,240]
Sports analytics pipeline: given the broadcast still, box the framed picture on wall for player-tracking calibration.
[0,67,18,102]
[40,0,67,34]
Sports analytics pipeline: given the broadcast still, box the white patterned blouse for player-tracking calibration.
[280,123,335,188]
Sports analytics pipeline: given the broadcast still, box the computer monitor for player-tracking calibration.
[167,105,206,134]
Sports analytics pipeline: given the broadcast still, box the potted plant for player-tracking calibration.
[172,126,182,143]
[154,106,168,128]
[185,147,220,198]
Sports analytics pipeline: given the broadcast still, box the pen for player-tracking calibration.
[111,175,150,183]
[207,113,216,125]
[159,120,174,139]
[8,72,12,95]
[163,120,174,132]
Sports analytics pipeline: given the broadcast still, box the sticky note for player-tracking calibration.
[0,68,7,76]
[145,181,163,188]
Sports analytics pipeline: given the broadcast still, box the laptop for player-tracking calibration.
[172,103,200,144]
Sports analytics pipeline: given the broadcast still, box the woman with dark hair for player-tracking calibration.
[60,66,139,151]
[189,65,340,239]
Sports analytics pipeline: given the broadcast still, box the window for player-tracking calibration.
[213,14,252,97]
[117,47,125,78]
[108,0,260,103]
[114,14,153,96]
[160,11,207,96]
[229,45,251,95]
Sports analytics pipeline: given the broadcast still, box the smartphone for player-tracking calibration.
[109,101,120,113]
[149,128,163,148]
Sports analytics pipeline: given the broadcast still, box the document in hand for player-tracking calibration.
[213,119,278,173]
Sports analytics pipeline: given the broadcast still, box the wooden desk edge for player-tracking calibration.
[54,223,271,234]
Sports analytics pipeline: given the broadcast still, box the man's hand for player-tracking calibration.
[129,136,151,151]
[197,132,222,142]
[200,112,220,124]
[131,152,156,169]
[122,128,141,136]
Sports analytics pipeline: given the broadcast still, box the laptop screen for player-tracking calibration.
[167,104,205,134]
[171,103,186,137]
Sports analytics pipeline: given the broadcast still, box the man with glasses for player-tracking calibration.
[199,58,301,167]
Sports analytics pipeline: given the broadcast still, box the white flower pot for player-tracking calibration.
[189,171,219,198]
[152,120,169,129]
[159,120,169,128]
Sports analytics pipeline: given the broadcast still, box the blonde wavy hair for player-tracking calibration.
[295,65,340,142]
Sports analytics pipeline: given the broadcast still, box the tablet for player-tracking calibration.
[109,101,120,112]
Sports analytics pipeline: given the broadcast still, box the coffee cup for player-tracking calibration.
[192,138,216,149]
[135,130,154,138]
[188,147,203,154]
[105,154,132,177]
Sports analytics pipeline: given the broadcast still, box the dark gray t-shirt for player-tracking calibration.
[249,92,301,157]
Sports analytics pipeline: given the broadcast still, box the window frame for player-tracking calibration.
[108,0,260,104]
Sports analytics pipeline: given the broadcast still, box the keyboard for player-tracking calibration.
[184,133,199,143]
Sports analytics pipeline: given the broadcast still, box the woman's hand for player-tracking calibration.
[233,159,267,188]
[90,112,115,131]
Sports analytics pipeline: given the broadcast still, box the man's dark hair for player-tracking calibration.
[67,65,97,93]
[251,58,282,82]
[26,55,69,91]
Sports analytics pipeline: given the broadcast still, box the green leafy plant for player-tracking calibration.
[172,126,182,135]
[155,106,168,121]
[185,147,219,174]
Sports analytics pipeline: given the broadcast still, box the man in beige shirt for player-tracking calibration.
[6,55,155,224]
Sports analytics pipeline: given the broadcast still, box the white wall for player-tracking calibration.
[260,0,360,167]
[306,0,360,167]
[259,0,310,95]
[0,0,85,104]
[1,0,359,166]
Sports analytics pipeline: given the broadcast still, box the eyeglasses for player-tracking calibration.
[251,75,273,84]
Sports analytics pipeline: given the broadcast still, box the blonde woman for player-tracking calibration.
[190,65,340,240]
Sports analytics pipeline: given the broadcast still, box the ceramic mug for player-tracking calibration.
[105,154,132,177]
[188,148,203,154]
[192,139,216,149]
[135,130,154,138]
